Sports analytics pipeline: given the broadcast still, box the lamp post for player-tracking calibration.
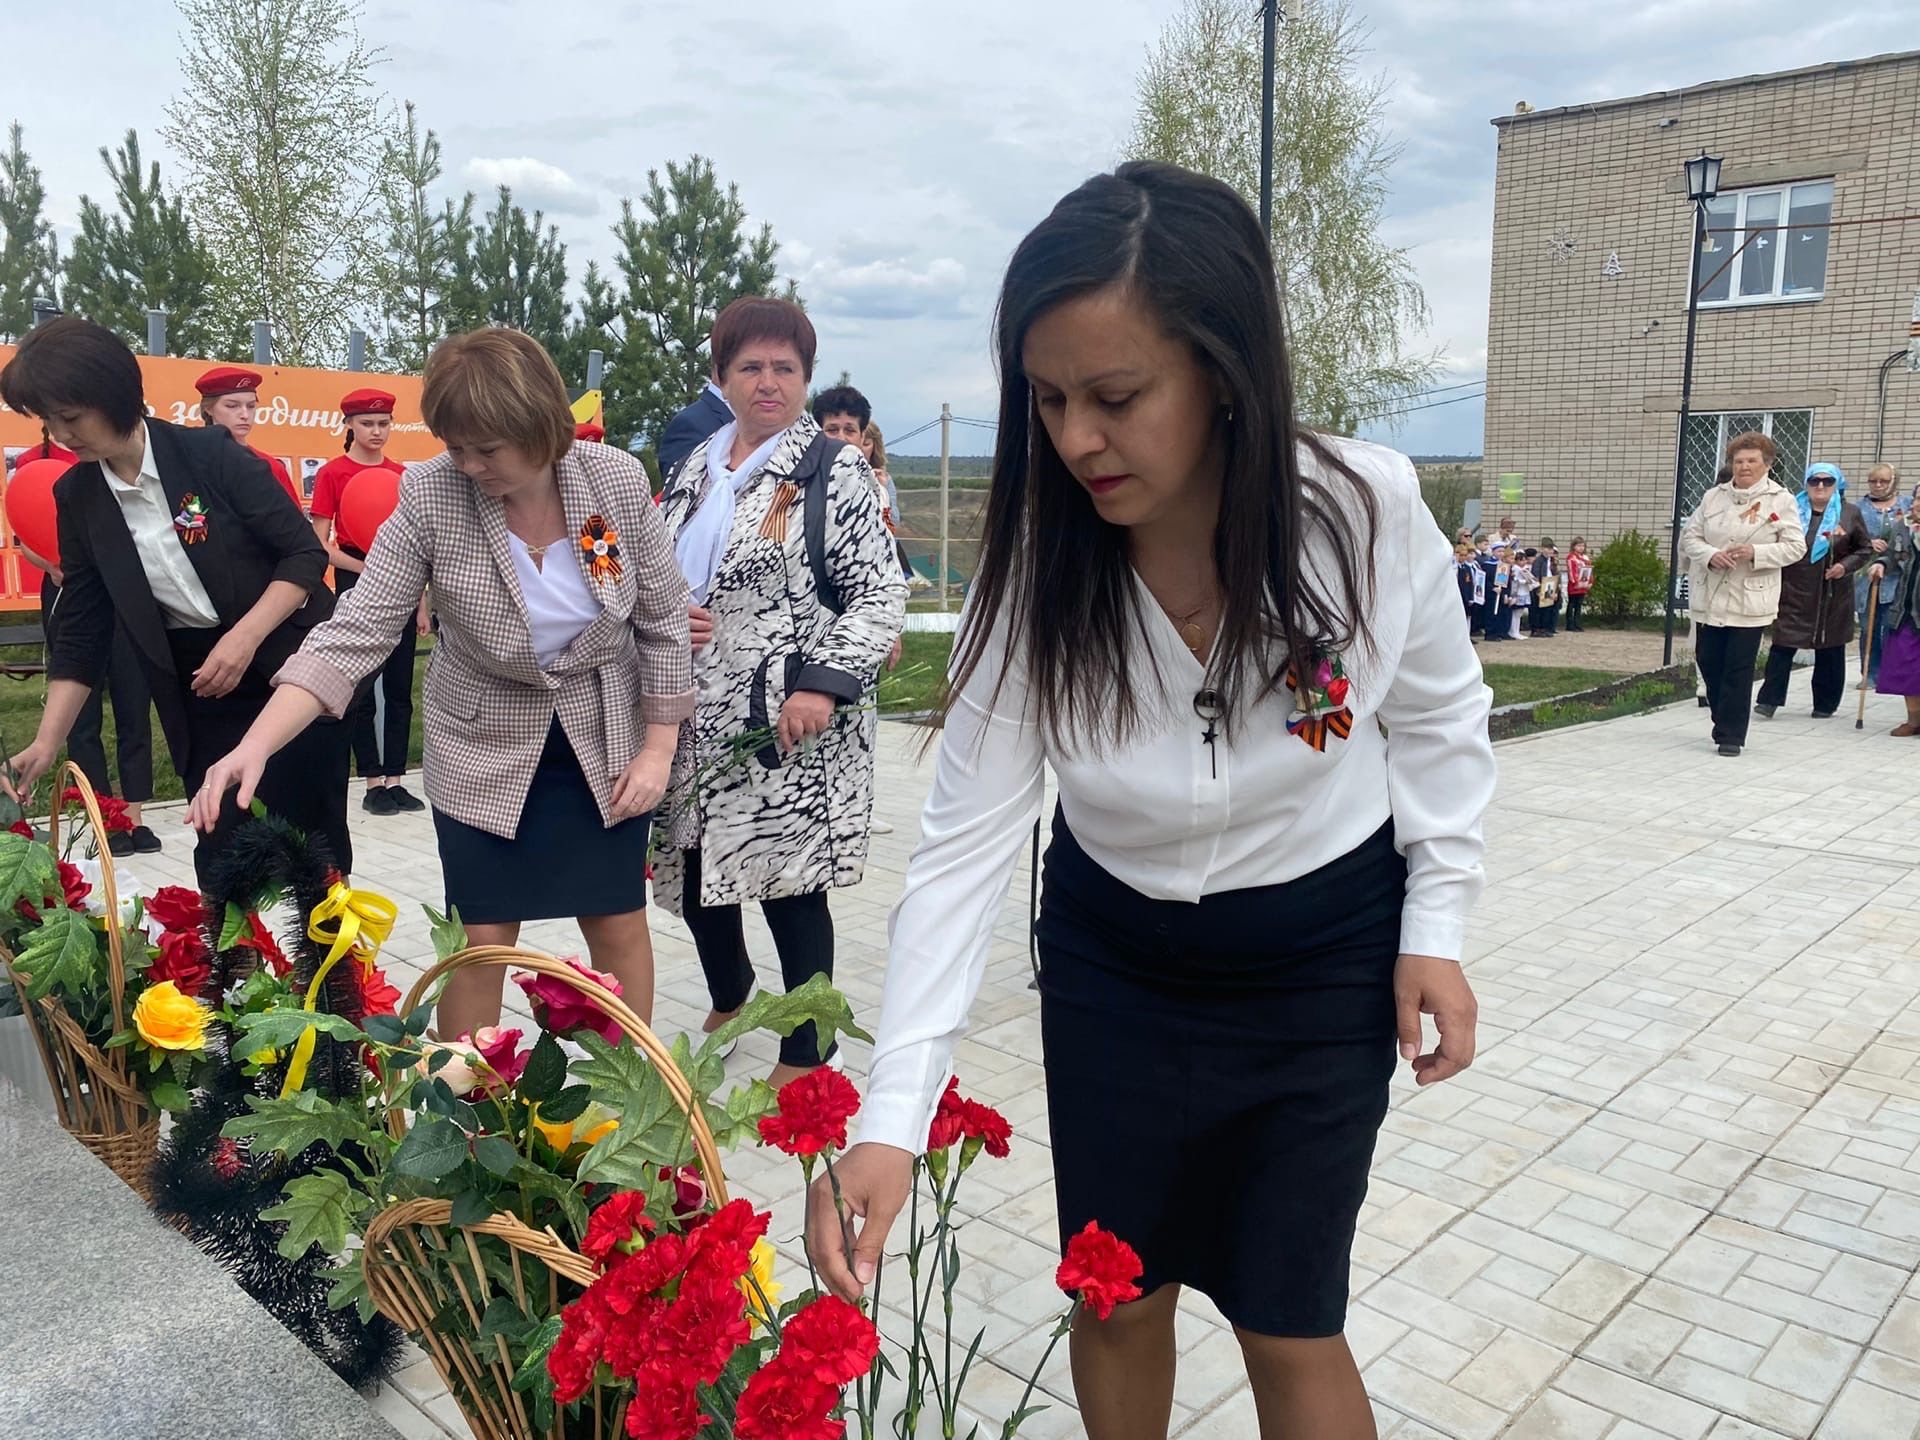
[1662,149,1723,668]
[1259,0,1278,237]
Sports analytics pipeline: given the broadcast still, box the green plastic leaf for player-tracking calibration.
[362,1012,407,1046]
[248,797,268,819]
[449,1186,494,1226]
[509,1314,563,1396]
[391,1115,469,1180]
[222,1090,381,1160]
[324,1259,375,1323]
[706,1079,778,1152]
[509,1161,589,1241]
[15,908,100,1001]
[218,902,251,952]
[262,1170,356,1260]
[233,1007,369,1055]
[477,1295,535,1345]
[572,1032,694,1188]
[423,903,468,963]
[0,832,56,919]
[700,972,870,1058]
[536,1084,591,1126]
[473,1134,519,1178]
[404,1001,435,1038]
[148,1080,191,1113]
[519,1033,565,1105]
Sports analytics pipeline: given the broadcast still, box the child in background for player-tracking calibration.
[1484,546,1510,642]
[1506,548,1537,639]
[1531,539,1561,636]
[1456,542,1485,636]
[1565,537,1593,631]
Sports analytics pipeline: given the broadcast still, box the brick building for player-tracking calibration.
[1481,50,1920,547]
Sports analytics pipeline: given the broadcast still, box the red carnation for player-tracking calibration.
[758,1067,862,1158]
[624,1367,707,1440]
[146,886,207,935]
[64,787,133,834]
[582,1191,655,1265]
[149,927,213,998]
[734,1364,844,1440]
[685,1199,769,1280]
[926,1076,965,1153]
[57,860,90,911]
[1056,1221,1144,1321]
[355,961,398,1015]
[960,1098,1013,1159]
[777,1294,881,1386]
[549,1289,611,1403]
[8,819,32,839]
[233,911,291,977]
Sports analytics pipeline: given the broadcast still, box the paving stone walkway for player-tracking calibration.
[121,684,1920,1438]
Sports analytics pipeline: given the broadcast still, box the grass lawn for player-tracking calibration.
[1478,664,1620,706]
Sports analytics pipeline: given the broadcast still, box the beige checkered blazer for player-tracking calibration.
[277,442,693,839]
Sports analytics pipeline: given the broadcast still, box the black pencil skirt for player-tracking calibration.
[1036,812,1404,1338]
[431,719,650,925]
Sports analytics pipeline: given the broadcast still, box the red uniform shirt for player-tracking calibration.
[311,454,404,524]
[252,447,302,508]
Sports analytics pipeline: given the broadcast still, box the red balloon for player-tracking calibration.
[337,468,402,554]
[5,457,70,567]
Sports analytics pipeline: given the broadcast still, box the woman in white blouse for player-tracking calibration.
[807,163,1495,1438]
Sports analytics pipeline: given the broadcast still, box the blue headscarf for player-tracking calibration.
[1799,462,1846,563]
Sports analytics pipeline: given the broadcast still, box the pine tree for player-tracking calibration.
[598,156,791,464]
[0,123,60,342]
[465,186,572,358]
[373,103,455,374]
[164,0,396,365]
[61,130,218,356]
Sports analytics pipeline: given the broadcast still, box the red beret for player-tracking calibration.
[194,365,263,398]
[341,388,396,417]
[575,421,605,443]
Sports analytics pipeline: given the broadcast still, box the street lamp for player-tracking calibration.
[1662,149,1723,668]
[1259,1,1278,237]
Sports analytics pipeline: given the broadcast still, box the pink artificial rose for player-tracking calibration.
[513,957,624,1044]
[424,1026,529,1097]
[1312,658,1334,687]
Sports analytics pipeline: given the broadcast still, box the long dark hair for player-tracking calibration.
[947,161,1379,750]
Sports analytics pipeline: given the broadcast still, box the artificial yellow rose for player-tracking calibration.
[133,981,210,1052]
[531,1105,619,1154]
[742,1237,783,1331]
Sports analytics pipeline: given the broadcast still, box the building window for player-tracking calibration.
[1679,410,1815,513]
[1698,181,1833,306]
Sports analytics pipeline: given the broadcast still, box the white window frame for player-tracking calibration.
[1683,409,1816,485]
[1696,180,1834,309]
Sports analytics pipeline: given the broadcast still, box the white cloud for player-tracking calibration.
[462,157,598,217]
[805,255,971,322]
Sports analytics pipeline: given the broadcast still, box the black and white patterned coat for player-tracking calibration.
[654,413,908,911]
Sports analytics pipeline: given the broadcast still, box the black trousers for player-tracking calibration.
[680,849,834,1068]
[167,627,353,888]
[43,577,153,804]
[1757,644,1847,715]
[1696,624,1766,747]
[349,629,418,778]
[1532,595,1558,634]
[1566,594,1586,630]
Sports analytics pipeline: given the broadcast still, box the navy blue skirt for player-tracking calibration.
[1036,813,1404,1337]
[431,720,650,925]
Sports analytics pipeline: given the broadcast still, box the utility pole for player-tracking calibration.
[938,403,952,612]
[146,309,168,357]
[1259,0,1278,239]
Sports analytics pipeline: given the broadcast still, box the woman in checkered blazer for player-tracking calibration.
[189,330,694,1039]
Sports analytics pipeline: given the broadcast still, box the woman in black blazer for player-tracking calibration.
[1,319,353,883]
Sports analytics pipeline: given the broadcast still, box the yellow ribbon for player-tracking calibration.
[279,883,398,1097]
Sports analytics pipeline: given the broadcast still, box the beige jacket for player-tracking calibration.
[1680,477,1808,628]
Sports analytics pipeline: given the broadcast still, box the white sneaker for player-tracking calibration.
[870,818,894,834]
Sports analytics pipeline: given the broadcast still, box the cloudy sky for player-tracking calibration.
[8,1,1913,456]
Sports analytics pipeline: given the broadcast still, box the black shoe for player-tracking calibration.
[1811,709,1836,719]
[1754,704,1776,719]
[362,786,397,816]
[107,829,136,858]
[386,784,425,813]
[1698,696,1711,707]
[130,825,162,854]
[1717,743,1742,757]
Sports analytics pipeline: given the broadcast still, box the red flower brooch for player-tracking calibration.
[1284,650,1355,752]
[579,515,621,583]
[173,493,209,544]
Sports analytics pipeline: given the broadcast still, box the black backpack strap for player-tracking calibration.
[796,432,843,616]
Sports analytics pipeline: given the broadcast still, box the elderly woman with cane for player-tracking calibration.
[1871,503,1920,735]
[1754,462,1871,721]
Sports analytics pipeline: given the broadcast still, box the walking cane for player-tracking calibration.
[1857,585,1880,730]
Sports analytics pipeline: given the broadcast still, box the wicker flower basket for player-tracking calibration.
[362,946,729,1440]
[0,762,158,1198]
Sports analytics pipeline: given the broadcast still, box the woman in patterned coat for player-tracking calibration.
[656,298,908,1089]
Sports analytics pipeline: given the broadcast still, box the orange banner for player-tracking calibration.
[0,349,436,613]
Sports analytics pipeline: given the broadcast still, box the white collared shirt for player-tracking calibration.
[101,424,220,629]
[508,533,601,670]
[856,436,1498,1155]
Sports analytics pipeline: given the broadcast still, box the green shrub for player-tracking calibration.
[1587,529,1669,623]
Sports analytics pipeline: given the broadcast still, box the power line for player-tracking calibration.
[1361,389,1485,421]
